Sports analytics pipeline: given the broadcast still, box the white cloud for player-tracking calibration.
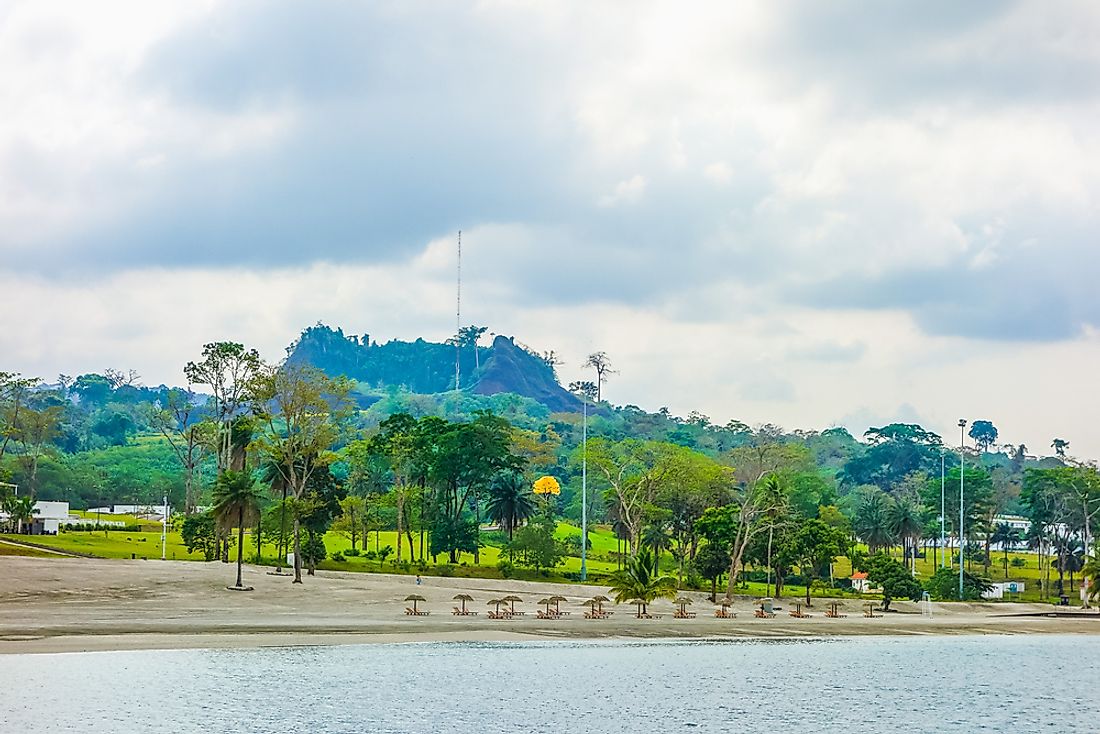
[597,174,647,207]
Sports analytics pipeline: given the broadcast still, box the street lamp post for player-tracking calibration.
[958,419,967,598]
[940,451,946,569]
[580,394,588,582]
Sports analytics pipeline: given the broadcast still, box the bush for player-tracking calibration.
[497,560,515,578]
[924,567,993,601]
[438,564,456,577]
[1011,557,1027,568]
[344,548,360,557]
[331,552,346,563]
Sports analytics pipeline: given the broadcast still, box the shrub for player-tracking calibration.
[924,567,992,601]
[1011,557,1027,568]
[438,564,456,577]
[497,560,515,578]
[331,552,346,563]
[344,548,360,557]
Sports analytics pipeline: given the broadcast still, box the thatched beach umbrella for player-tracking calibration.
[502,595,523,614]
[548,595,567,614]
[488,598,505,614]
[674,596,693,615]
[538,598,554,613]
[404,594,426,614]
[453,593,474,614]
[591,594,610,612]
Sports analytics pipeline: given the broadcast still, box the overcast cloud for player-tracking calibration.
[2,1,1099,457]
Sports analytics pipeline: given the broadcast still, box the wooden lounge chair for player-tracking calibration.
[863,605,881,618]
[714,608,738,619]
[754,608,776,619]
[789,609,812,618]
[405,607,416,616]
[825,603,847,618]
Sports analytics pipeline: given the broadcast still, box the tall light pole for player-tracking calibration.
[580,393,588,582]
[958,419,967,598]
[940,451,946,569]
[161,494,168,561]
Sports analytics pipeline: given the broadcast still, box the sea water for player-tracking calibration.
[2,635,1097,733]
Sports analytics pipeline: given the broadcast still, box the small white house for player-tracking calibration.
[851,571,873,593]
[982,581,1025,600]
[0,501,72,535]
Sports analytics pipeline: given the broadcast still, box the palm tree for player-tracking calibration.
[887,497,922,572]
[486,471,536,544]
[990,522,1020,579]
[758,474,789,596]
[1083,549,1100,612]
[2,495,37,534]
[608,550,677,616]
[213,470,263,590]
[641,523,670,575]
[852,488,896,555]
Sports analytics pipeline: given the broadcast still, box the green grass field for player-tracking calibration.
[3,522,1076,602]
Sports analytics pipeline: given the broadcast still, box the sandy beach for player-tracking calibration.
[2,556,1097,654]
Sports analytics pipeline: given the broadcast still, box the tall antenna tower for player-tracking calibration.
[455,230,461,392]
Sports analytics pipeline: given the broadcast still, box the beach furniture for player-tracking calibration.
[863,603,881,618]
[452,593,476,616]
[714,601,737,619]
[502,595,524,616]
[404,594,429,615]
[487,599,513,619]
[825,601,846,618]
[673,596,697,619]
[789,602,812,618]
[755,598,776,618]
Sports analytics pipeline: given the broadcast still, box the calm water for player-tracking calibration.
[3,636,1098,733]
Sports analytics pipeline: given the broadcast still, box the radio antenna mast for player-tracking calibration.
[455,230,461,392]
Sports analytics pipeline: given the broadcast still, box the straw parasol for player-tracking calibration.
[487,598,506,614]
[674,596,693,615]
[590,594,610,612]
[404,594,426,613]
[453,593,474,614]
[548,595,567,614]
[502,595,523,614]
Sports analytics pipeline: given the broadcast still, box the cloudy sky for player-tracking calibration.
[3,1,1099,458]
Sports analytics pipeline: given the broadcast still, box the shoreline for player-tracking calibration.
[3,555,1097,655]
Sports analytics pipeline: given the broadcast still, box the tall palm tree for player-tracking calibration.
[486,471,536,543]
[887,497,922,572]
[758,474,789,596]
[608,550,677,616]
[641,523,670,574]
[1083,549,1100,612]
[213,470,263,590]
[990,522,1020,579]
[2,495,37,534]
[852,488,896,555]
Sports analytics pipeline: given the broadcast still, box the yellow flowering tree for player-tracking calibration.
[532,475,561,517]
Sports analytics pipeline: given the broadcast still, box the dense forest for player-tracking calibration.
[2,324,1097,596]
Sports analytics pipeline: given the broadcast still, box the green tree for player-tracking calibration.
[791,518,849,604]
[968,420,999,454]
[924,566,992,601]
[332,495,368,553]
[990,522,1020,579]
[184,342,262,473]
[886,494,922,571]
[852,486,896,554]
[583,351,616,403]
[692,540,729,601]
[212,470,263,589]
[486,470,536,543]
[181,512,218,561]
[863,553,922,611]
[608,549,677,615]
[251,362,352,583]
[507,515,565,572]
[2,494,37,533]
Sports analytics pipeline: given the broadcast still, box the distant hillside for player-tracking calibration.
[286,324,583,412]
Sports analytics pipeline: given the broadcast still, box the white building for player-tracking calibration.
[0,501,70,535]
[982,581,1025,600]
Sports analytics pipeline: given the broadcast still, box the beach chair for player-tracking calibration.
[863,604,881,618]
[825,603,847,619]
[405,607,416,616]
